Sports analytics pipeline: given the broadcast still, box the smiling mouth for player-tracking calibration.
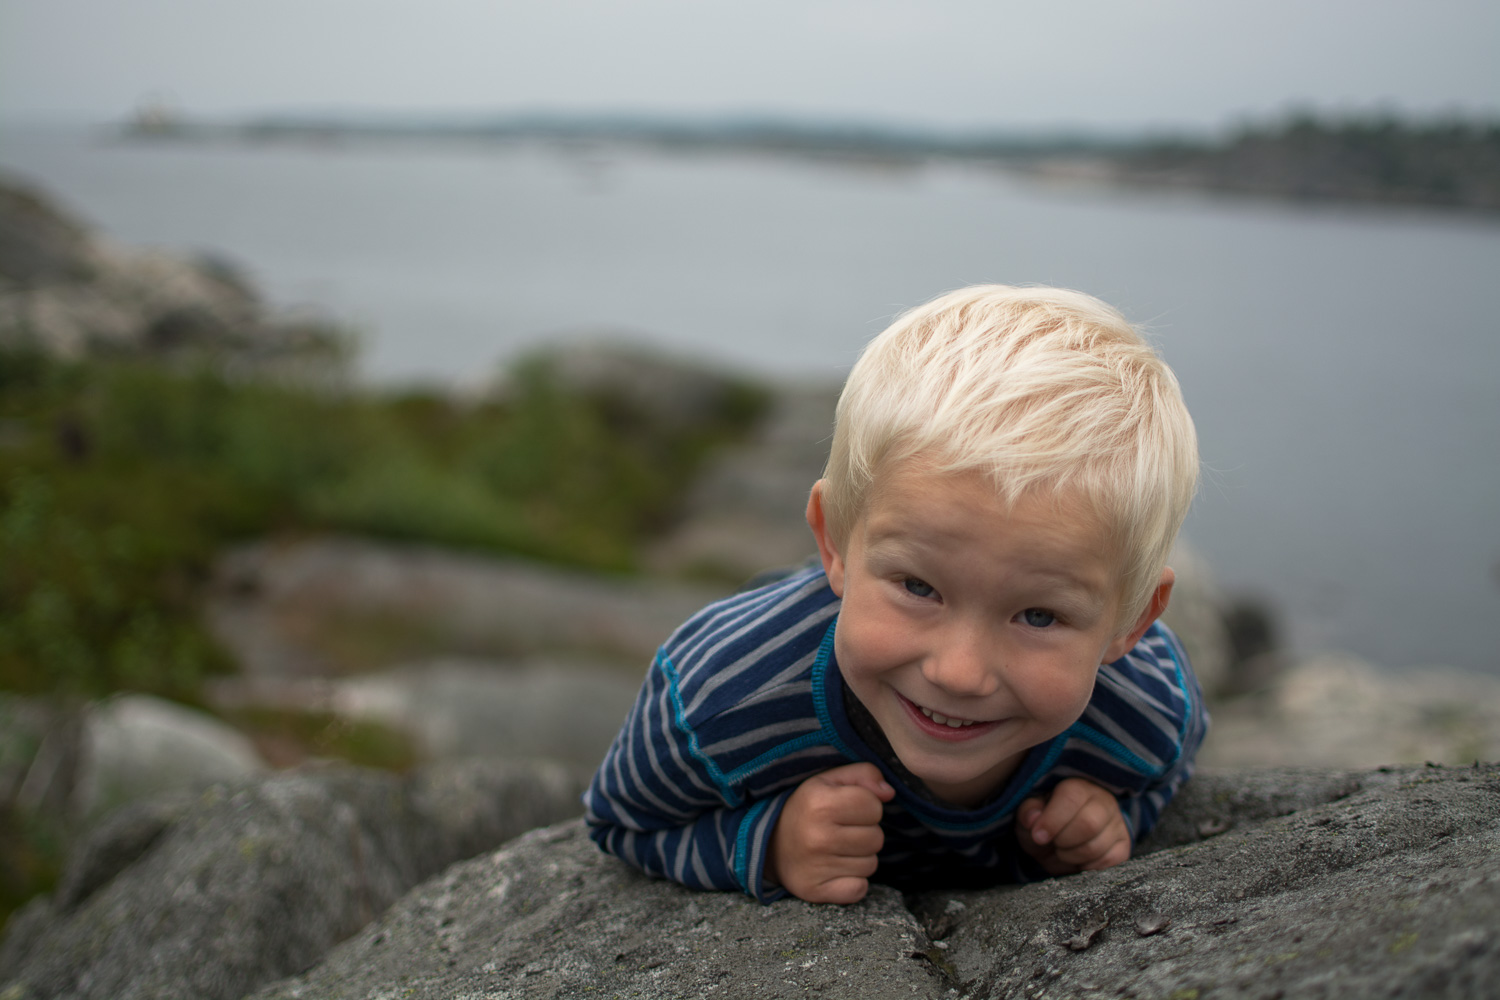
[896,693,998,739]
[917,705,977,728]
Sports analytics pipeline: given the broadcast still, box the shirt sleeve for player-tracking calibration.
[1115,625,1211,843]
[583,649,792,902]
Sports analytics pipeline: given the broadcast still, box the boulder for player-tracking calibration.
[321,658,642,768]
[0,758,586,1000]
[75,694,267,822]
[0,173,342,365]
[645,383,839,580]
[205,536,729,678]
[1200,653,1500,768]
[5,756,1496,1000]
[244,764,1499,999]
[1158,543,1233,698]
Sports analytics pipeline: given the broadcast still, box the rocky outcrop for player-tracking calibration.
[1201,653,1500,769]
[5,762,1495,999]
[206,536,730,679]
[0,759,585,1000]
[0,174,341,364]
[75,694,266,821]
[239,763,1498,999]
[645,383,839,580]
[1,694,267,827]
[236,658,645,770]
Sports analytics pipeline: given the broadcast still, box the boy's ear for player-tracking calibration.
[805,480,847,597]
[1101,567,1175,664]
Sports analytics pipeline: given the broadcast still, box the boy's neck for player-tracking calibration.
[841,684,1015,811]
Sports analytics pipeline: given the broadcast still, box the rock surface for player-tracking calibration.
[75,694,267,821]
[243,764,1498,1000]
[293,658,642,769]
[0,759,586,1000]
[0,173,340,365]
[645,382,839,580]
[1201,653,1500,769]
[206,536,729,679]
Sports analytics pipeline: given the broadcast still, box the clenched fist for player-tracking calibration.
[1016,777,1131,874]
[765,762,895,903]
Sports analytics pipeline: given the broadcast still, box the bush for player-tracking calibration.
[0,349,766,699]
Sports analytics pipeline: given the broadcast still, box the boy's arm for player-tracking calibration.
[583,650,795,901]
[586,777,793,899]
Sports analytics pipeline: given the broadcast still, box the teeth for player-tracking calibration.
[919,706,975,727]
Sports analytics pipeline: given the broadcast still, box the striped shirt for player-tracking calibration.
[583,565,1208,902]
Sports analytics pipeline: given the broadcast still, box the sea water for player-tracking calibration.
[3,125,1498,674]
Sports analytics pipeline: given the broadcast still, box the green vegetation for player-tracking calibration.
[0,346,766,701]
[219,706,420,772]
[0,803,64,931]
[0,343,762,929]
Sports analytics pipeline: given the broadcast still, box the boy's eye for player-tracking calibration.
[1021,608,1057,628]
[903,577,936,598]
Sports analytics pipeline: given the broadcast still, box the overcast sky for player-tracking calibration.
[3,0,1497,131]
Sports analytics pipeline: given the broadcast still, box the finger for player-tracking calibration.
[809,784,887,828]
[807,875,871,905]
[1052,822,1118,865]
[1055,823,1132,869]
[1048,796,1118,851]
[1078,836,1132,871]
[799,815,884,858]
[1017,796,1045,832]
[1031,779,1111,846]
[1064,831,1130,870]
[816,762,896,802]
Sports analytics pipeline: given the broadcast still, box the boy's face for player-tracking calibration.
[808,461,1166,808]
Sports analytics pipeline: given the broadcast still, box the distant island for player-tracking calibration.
[120,107,1500,214]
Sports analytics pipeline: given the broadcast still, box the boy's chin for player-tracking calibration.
[904,752,1025,809]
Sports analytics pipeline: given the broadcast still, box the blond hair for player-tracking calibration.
[822,285,1198,627]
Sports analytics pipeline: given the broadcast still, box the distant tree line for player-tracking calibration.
[123,108,1500,213]
[1115,112,1500,211]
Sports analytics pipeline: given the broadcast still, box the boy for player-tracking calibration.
[584,285,1207,903]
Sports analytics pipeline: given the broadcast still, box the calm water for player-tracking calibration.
[4,126,1499,674]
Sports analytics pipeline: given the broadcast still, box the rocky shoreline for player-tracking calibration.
[2,761,1495,999]
[4,174,1499,998]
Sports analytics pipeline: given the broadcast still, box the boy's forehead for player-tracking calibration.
[855,460,1133,600]
[867,456,1111,532]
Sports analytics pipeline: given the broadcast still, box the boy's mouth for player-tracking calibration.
[897,693,997,740]
[918,705,977,728]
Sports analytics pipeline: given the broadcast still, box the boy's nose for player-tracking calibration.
[921,631,1002,699]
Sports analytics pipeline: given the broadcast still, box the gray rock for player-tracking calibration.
[1201,653,1500,769]
[930,764,1500,999]
[0,173,342,366]
[206,536,729,676]
[0,177,95,288]
[244,764,1500,1000]
[646,383,839,580]
[326,658,643,768]
[250,822,940,1000]
[0,758,585,1000]
[74,694,267,822]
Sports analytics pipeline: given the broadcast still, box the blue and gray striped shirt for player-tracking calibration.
[584,565,1207,902]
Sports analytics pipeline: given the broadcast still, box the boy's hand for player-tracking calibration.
[766,763,895,904]
[1016,777,1131,875]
